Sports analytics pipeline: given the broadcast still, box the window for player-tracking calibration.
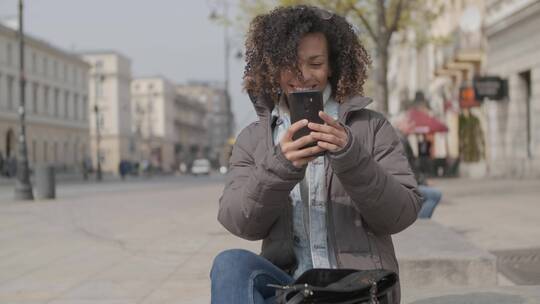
[43,86,50,114]
[32,52,37,73]
[32,83,39,113]
[44,142,48,162]
[53,142,58,163]
[63,142,69,162]
[64,91,70,118]
[54,88,60,116]
[63,64,68,82]
[6,44,13,66]
[96,75,105,98]
[73,93,79,120]
[519,70,532,159]
[32,140,37,163]
[7,76,14,110]
[42,57,48,76]
[82,96,88,121]
[53,60,58,79]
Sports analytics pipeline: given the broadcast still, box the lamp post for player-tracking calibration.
[14,0,34,201]
[93,68,103,181]
[209,0,235,162]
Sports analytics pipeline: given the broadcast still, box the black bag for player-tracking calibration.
[269,268,398,304]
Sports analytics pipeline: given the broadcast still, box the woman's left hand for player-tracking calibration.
[308,111,349,153]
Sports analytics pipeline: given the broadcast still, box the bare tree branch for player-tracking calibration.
[350,4,377,43]
[388,0,404,35]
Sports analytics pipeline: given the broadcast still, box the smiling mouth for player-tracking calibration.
[289,85,318,92]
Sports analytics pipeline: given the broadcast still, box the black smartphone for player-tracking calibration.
[287,90,325,152]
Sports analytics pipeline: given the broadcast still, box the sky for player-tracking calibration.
[0,0,257,133]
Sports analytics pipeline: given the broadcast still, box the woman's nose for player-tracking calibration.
[299,66,313,82]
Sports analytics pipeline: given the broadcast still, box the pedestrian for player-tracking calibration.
[118,160,128,180]
[417,134,432,176]
[394,115,442,219]
[211,6,422,304]
[0,152,4,177]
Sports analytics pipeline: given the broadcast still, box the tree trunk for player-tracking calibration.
[375,44,389,115]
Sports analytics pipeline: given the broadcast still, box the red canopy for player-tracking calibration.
[406,109,448,134]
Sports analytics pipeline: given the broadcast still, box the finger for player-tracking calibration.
[311,132,347,148]
[319,111,341,128]
[284,119,308,141]
[288,134,317,151]
[308,122,346,138]
[286,145,325,161]
[317,140,341,152]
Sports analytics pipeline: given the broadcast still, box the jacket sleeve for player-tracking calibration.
[328,113,422,235]
[218,122,305,240]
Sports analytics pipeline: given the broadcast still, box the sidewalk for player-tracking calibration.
[0,176,539,303]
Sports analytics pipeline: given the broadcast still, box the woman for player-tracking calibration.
[211,5,422,304]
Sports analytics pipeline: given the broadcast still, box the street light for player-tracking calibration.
[93,68,104,181]
[14,0,34,201]
[94,104,102,181]
[209,0,235,154]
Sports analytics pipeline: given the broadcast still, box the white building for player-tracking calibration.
[483,0,540,177]
[0,23,90,173]
[131,76,178,171]
[81,51,134,175]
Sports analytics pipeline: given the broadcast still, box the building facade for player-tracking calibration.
[483,0,540,177]
[81,51,134,175]
[173,89,207,166]
[387,0,488,177]
[0,23,90,174]
[131,76,177,171]
[176,82,234,167]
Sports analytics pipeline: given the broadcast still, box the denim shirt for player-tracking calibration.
[272,86,338,278]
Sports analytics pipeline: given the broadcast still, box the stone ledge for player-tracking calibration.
[403,286,540,304]
[394,220,498,291]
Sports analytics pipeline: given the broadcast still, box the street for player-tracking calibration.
[0,176,539,303]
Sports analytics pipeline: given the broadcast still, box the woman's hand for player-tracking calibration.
[308,111,349,153]
[280,119,325,168]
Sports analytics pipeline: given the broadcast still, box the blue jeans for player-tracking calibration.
[210,249,293,304]
[418,185,442,219]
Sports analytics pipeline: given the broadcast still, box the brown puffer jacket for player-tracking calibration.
[218,94,422,303]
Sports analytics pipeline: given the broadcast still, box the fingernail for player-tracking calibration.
[302,119,308,125]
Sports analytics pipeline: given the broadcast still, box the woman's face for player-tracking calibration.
[279,32,331,94]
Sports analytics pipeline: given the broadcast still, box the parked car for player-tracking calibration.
[191,158,211,176]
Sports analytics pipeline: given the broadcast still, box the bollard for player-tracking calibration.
[34,165,56,200]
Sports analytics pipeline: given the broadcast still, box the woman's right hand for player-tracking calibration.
[280,119,325,168]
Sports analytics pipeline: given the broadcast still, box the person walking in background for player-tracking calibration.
[417,134,432,176]
[211,6,422,304]
[0,152,4,177]
[394,116,442,219]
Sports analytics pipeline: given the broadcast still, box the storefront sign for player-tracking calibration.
[473,76,508,100]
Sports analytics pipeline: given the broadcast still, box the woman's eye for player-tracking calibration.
[311,63,323,67]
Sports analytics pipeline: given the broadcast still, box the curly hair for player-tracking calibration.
[243,5,371,103]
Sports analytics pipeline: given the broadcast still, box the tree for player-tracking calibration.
[236,0,441,114]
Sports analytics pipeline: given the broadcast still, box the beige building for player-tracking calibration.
[176,82,234,167]
[173,89,207,165]
[81,51,134,175]
[0,23,90,174]
[131,77,208,172]
[131,76,177,171]
[483,0,540,177]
